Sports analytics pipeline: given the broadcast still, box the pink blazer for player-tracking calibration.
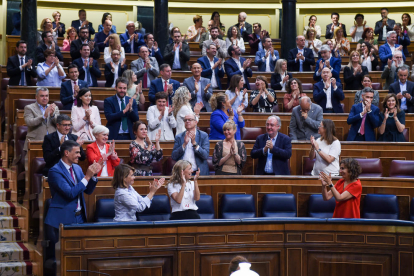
[71,105,101,141]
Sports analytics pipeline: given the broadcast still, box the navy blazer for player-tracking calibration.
[398,33,411,56]
[325,23,347,39]
[73,58,102,87]
[254,50,280,72]
[120,32,145,53]
[104,95,140,140]
[197,56,224,90]
[70,39,101,61]
[224,57,253,90]
[149,78,181,106]
[287,48,315,72]
[374,19,395,41]
[94,31,110,52]
[271,72,292,90]
[71,20,95,38]
[44,160,98,229]
[313,81,345,113]
[379,43,406,70]
[171,129,210,176]
[6,55,37,86]
[347,103,381,141]
[313,57,342,83]
[60,79,89,110]
[251,133,292,175]
[389,81,414,113]
[104,63,127,87]
[52,22,66,37]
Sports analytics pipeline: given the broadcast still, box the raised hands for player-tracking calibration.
[204,83,211,93]
[153,41,158,51]
[121,58,126,68]
[181,170,187,185]
[194,102,203,114]
[108,140,115,155]
[318,60,324,72]
[86,161,102,179]
[76,136,84,146]
[330,77,337,89]
[145,135,152,149]
[212,58,222,69]
[149,178,165,193]
[236,103,245,114]
[319,171,332,186]
[155,129,161,142]
[324,78,331,89]
[194,168,200,182]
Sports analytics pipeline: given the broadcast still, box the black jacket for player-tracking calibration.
[70,38,101,60]
[163,42,190,71]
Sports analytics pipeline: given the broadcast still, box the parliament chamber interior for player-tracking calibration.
[1,0,414,275]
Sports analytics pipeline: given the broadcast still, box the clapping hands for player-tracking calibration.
[319,171,332,186]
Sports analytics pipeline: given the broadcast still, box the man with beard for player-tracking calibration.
[7,40,37,86]
[70,26,100,60]
[224,45,252,90]
[379,31,405,70]
[381,50,409,89]
[201,27,227,59]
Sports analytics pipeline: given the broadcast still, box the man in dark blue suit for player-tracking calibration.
[313,67,345,113]
[94,19,112,52]
[251,115,292,175]
[149,64,180,106]
[120,21,145,54]
[313,45,342,83]
[374,8,395,41]
[144,33,163,66]
[197,43,224,90]
[325,12,347,39]
[36,31,64,62]
[71,9,95,38]
[72,44,101,87]
[70,27,100,60]
[379,31,405,70]
[394,24,411,57]
[6,40,37,86]
[11,4,21,35]
[44,140,101,244]
[224,45,253,89]
[104,78,140,140]
[60,64,88,110]
[347,88,381,141]
[287,35,315,72]
[389,67,414,113]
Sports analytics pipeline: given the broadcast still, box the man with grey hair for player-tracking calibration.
[131,46,159,88]
[197,43,224,89]
[313,44,341,83]
[289,96,323,141]
[42,114,86,176]
[227,12,252,41]
[379,31,405,70]
[120,21,145,54]
[251,115,292,175]
[24,87,60,151]
[381,50,409,89]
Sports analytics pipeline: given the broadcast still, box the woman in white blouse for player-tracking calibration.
[147,92,177,141]
[402,13,414,40]
[349,14,368,42]
[71,88,101,141]
[172,86,201,135]
[304,28,322,57]
[113,164,165,222]
[303,15,321,39]
[167,160,200,220]
[226,26,245,53]
[104,34,125,64]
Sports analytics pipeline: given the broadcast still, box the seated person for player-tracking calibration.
[250,75,277,113]
[71,9,95,38]
[94,19,113,52]
[167,160,201,220]
[347,88,381,141]
[113,164,164,222]
[149,64,180,106]
[184,63,213,112]
[197,43,224,90]
[343,51,369,90]
[60,64,88,110]
[122,70,146,105]
[389,67,414,113]
[63,27,78,51]
[42,114,85,176]
[225,75,248,112]
[394,23,410,57]
[144,33,164,66]
[131,46,160,89]
[378,93,406,141]
[120,21,145,54]
[381,50,409,90]
[212,120,247,175]
[305,27,322,57]
[379,31,405,70]
[251,115,292,175]
[146,92,177,141]
[271,59,292,91]
[354,75,380,106]
[164,32,190,71]
[283,78,307,112]
[70,26,100,60]
[319,158,362,218]
[226,26,246,53]
[224,45,253,90]
[129,121,163,176]
[289,96,323,141]
[254,37,279,72]
[36,49,66,87]
[36,31,64,63]
[6,40,37,86]
[227,12,252,42]
[332,27,350,56]
[104,34,125,64]
[313,67,344,113]
[287,35,315,72]
[86,125,120,177]
[71,88,101,140]
[98,12,116,34]
[358,41,379,72]
[171,114,210,176]
[73,44,102,87]
[313,45,341,83]
[104,49,127,88]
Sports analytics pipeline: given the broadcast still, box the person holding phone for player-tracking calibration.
[378,94,406,142]
[389,67,414,113]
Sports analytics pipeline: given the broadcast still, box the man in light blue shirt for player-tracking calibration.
[36,49,66,87]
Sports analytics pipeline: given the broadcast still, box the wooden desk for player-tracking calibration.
[6,35,64,60]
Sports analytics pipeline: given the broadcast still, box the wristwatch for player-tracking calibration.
[192,143,198,148]
[317,149,322,152]
[329,183,334,188]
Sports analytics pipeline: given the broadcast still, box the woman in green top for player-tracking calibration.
[122,70,145,106]
[356,27,378,54]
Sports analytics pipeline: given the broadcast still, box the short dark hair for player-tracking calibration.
[381,8,389,12]
[116,77,128,87]
[253,22,261,28]
[79,9,86,15]
[16,40,26,48]
[229,256,248,274]
[210,26,219,32]
[80,43,89,50]
[155,92,168,101]
[355,14,364,20]
[76,88,93,107]
[160,63,171,72]
[42,31,51,41]
[144,33,153,40]
[341,158,362,181]
[57,114,71,124]
[67,64,79,73]
[132,120,146,134]
[101,12,112,25]
[60,140,80,157]
[79,26,89,33]
[331,12,339,18]
[227,45,236,56]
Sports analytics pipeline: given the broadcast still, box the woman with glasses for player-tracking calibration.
[283,78,307,112]
[104,34,125,64]
[356,27,378,54]
[358,41,378,72]
[62,27,78,51]
[343,51,368,90]
[36,50,66,87]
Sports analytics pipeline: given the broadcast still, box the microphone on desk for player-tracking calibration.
[67,270,112,276]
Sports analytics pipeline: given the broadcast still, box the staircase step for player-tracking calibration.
[0,216,25,229]
[0,190,17,201]
[0,261,37,275]
[0,202,27,217]
[0,243,32,262]
[0,229,28,242]
[0,180,16,191]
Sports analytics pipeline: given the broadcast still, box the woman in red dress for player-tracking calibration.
[319,158,362,218]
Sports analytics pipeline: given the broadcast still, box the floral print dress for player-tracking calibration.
[129,140,163,176]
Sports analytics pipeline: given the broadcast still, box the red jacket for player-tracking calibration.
[86,142,120,176]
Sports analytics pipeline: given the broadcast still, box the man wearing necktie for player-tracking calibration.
[131,46,159,89]
[60,64,88,110]
[313,45,342,83]
[148,64,181,106]
[73,44,102,87]
[6,40,37,86]
[104,77,140,140]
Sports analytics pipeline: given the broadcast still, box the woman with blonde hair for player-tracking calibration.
[122,70,145,105]
[38,18,57,45]
[172,86,201,135]
[187,15,206,42]
[104,34,125,64]
[62,27,78,51]
[271,59,292,91]
[332,27,350,56]
[343,50,368,90]
[113,164,165,222]
[167,160,201,220]
[52,11,65,37]
[305,28,322,57]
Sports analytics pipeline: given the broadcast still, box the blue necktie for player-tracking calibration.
[86,60,92,85]
[265,138,275,173]
[299,51,303,72]
[20,57,25,86]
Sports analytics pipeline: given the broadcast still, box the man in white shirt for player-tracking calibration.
[164,32,190,71]
[313,67,345,113]
[254,37,279,72]
[389,67,414,113]
[375,8,395,41]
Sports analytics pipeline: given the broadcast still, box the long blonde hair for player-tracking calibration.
[168,160,192,185]
[108,34,123,54]
[122,69,135,89]
[347,50,361,69]
[172,86,191,117]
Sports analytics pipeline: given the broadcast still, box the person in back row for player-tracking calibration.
[375,8,395,41]
[104,49,127,88]
[254,37,279,72]
[325,12,347,39]
[287,36,315,72]
[313,45,341,84]
[72,44,101,87]
[149,64,181,106]
[60,64,88,110]
[6,40,37,86]
[70,26,100,60]
[224,45,253,90]
[164,31,190,71]
[197,43,224,90]
[183,63,213,112]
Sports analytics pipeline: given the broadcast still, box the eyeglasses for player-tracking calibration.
[183,119,195,122]
[80,31,89,34]
[60,124,73,127]
[351,55,359,57]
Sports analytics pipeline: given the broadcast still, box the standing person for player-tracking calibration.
[289,96,323,141]
[71,9,95,38]
[36,50,66,87]
[319,158,362,218]
[36,31,64,63]
[144,33,164,66]
[254,37,279,72]
[225,75,248,112]
[309,119,341,176]
[6,40,37,86]
[349,14,367,42]
[122,70,146,105]
[94,19,113,52]
[379,31,405,70]
[187,15,206,42]
[211,11,226,37]
[37,18,58,45]
[104,34,125,64]
[86,126,120,177]
[113,164,164,222]
[71,88,101,140]
[251,115,292,175]
[378,94,406,142]
[303,15,321,39]
[374,8,395,41]
[224,45,253,90]
[146,92,177,141]
[394,23,411,57]
[70,27,100,60]
[104,49,127,88]
[283,78,307,112]
[201,27,227,59]
[131,46,160,89]
[72,44,102,87]
[164,32,190,71]
[332,27,350,57]
[98,12,116,34]
[167,160,201,220]
[60,64,88,111]
[402,13,414,40]
[271,59,292,91]
[389,67,414,113]
[249,76,277,113]
[226,26,245,53]
[313,45,341,84]
[52,11,65,38]
[358,41,379,72]
[62,27,78,51]
[183,63,213,112]
[212,121,247,175]
[343,51,369,90]
[172,86,201,135]
[197,43,224,90]
[354,75,380,107]
[129,121,163,176]
[287,36,315,72]
[304,28,322,58]
[325,12,347,39]
[248,23,269,54]
[313,67,344,113]
[120,21,145,54]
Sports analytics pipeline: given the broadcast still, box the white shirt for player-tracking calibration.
[279,72,287,91]
[388,43,396,55]
[182,131,198,171]
[175,105,199,135]
[383,25,388,40]
[168,181,198,213]
[113,186,151,221]
[232,57,244,74]
[311,138,341,176]
[208,57,218,88]
[98,144,109,176]
[57,130,69,151]
[81,57,93,86]
[172,45,181,69]
[400,81,408,110]
[322,81,336,109]
[350,25,368,42]
[60,160,88,212]
[261,50,277,72]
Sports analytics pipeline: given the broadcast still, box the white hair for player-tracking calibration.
[299,96,311,104]
[393,50,403,57]
[320,45,331,52]
[239,12,247,20]
[92,125,109,136]
[266,115,281,127]
[126,21,134,27]
[386,31,396,38]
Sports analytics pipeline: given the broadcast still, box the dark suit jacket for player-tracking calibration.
[287,48,315,72]
[70,38,101,60]
[347,103,381,141]
[163,42,191,71]
[94,31,110,52]
[36,44,64,63]
[247,31,268,54]
[73,58,101,87]
[52,22,66,37]
[146,44,164,65]
[71,20,95,38]
[389,80,414,113]
[224,57,253,90]
[271,72,292,90]
[44,161,97,229]
[398,33,411,56]
[251,133,292,175]
[374,19,395,41]
[104,95,140,140]
[120,32,145,53]
[183,76,213,112]
[228,22,252,42]
[313,81,345,113]
[325,23,347,39]
[343,66,369,90]
[42,132,86,176]
[148,78,181,106]
[6,55,37,86]
[104,63,127,87]
[313,56,342,83]
[60,79,89,110]
[197,56,224,90]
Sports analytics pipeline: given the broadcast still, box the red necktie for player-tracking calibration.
[143,61,148,88]
[73,81,77,106]
[360,113,367,135]
[69,167,76,183]
[164,80,169,107]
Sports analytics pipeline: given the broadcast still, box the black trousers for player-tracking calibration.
[170,210,200,220]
